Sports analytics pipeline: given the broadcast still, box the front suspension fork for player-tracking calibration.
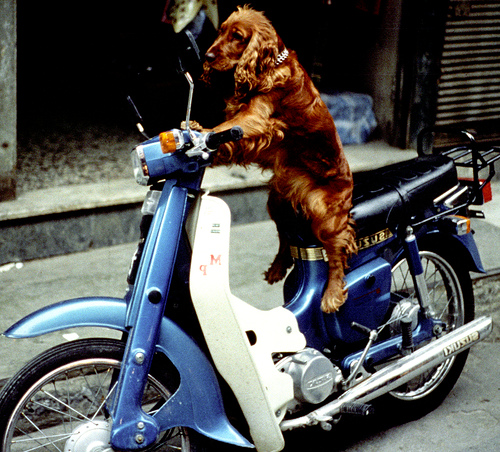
[108,183,187,450]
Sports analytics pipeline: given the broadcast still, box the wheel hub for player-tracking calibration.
[389,298,419,335]
[64,420,112,452]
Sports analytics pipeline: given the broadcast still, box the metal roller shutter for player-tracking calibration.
[436,0,500,128]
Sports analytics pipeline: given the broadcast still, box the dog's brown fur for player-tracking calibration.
[201,6,357,313]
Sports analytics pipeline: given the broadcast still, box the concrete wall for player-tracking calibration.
[0,0,16,201]
[363,0,403,147]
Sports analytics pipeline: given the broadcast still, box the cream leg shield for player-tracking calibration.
[189,195,306,452]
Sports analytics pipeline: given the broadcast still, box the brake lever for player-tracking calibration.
[185,145,210,160]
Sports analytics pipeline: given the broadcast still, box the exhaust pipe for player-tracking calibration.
[281,316,492,431]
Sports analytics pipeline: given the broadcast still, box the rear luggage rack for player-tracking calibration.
[419,129,500,207]
[441,131,500,205]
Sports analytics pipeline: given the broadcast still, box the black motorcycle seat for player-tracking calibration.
[351,155,457,238]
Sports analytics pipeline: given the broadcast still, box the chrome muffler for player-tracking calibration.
[281,316,492,431]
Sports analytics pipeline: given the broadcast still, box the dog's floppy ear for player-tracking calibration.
[234,22,279,95]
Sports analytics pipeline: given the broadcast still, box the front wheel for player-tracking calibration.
[0,338,207,452]
[385,246,475,416]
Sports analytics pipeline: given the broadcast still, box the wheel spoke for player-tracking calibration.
[15,413,66,452]
[29,398,85,424]
[40,389,94,423]
[90,380,117,422]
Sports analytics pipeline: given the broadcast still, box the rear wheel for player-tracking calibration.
[386,246,474,414]
[0,338,207,451]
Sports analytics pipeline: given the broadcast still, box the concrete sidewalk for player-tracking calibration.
[0,177,499,450]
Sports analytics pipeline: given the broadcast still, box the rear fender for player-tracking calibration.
[453,232,485,273]
[422,230,485,273]
[3,297,252,449]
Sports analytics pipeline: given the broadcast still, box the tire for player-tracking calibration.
[0,338,207,452]
[383,245,474,416]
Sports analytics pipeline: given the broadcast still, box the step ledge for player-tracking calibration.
[0,166,272,222]
[0,143,416,222]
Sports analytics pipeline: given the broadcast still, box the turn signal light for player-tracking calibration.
[443,215,471,235]
[160,131,178,154]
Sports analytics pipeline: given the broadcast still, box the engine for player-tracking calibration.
[276,348,343,413]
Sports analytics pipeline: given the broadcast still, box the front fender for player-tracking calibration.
[3,297,252,449]
[3,297,128,338]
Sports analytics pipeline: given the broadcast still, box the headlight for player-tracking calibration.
[131,145,149,186]
[130,129,197,185]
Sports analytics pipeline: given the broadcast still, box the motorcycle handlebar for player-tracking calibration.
[205,126,244,150]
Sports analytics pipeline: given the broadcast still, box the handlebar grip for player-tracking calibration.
[205,126,244,150]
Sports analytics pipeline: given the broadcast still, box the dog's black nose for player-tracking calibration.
[205,52,216,62]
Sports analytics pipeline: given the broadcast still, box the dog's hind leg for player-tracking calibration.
[311,210,357,313]
[264,190,294,284]
[320,227,356,313]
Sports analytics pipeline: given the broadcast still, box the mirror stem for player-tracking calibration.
[184,71,196,141]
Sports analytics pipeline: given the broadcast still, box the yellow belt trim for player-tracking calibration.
[290,227,394,261]
[290,246,328,261]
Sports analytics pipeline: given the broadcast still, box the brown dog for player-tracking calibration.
[201,6,356,313]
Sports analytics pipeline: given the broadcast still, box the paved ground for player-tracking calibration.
[0,184,499,450]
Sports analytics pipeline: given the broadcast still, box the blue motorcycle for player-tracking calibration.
[0,42,496,452]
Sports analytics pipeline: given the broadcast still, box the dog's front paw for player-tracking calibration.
[320,284,347,313]
[180,120,204,131]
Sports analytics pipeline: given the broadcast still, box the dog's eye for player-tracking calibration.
[232,30,245,41]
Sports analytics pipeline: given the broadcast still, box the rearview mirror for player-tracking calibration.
[176,30,202,76]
